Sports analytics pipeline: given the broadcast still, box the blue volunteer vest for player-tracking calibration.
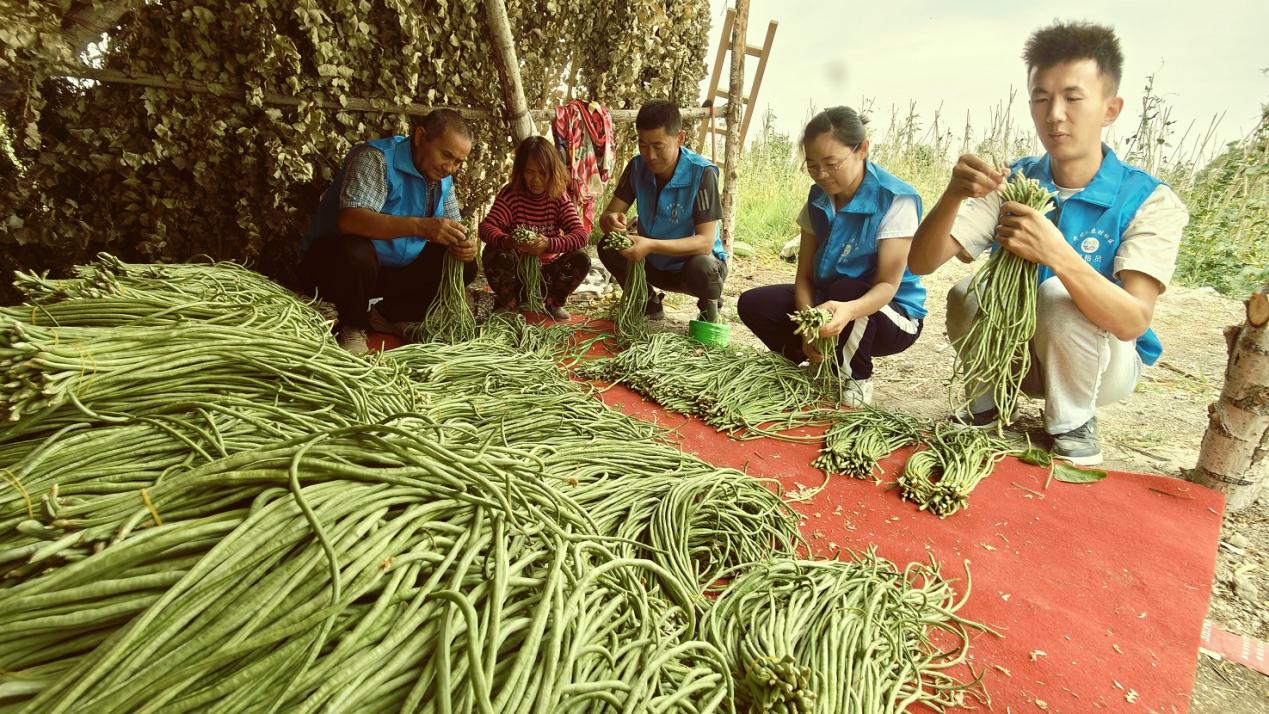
[1011,145,1164,365]
[630,147,728,272]
[806,161,928,319]
[301,135,452,267]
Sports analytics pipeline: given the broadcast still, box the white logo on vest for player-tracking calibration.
[1080,236,1100,254]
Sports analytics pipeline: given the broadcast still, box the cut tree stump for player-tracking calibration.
[1188,284,1269,511]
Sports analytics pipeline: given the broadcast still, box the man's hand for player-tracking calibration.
[513,233,550,257]
[418,217,467,246]
[599,212,628,235]
[448,238,477,262]
[817,299,861,338]
[947,154,1008,201]
[617,234,655,262]
[995,201,1068,265]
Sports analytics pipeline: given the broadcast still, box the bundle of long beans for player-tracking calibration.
[898,421,1017,517]
[789,305,843,394]
[413,234,478,344]
[702,552,991,713]
[0,318,419,438]
[813,407,927,480]
[599,230,650,343]
[950,172,1055,426]
[510,226,547,313]
[577,332,838,437]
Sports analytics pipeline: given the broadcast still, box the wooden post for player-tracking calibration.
[719,0,749,254]
[482,0,534,143]
[1188,282,1269,511]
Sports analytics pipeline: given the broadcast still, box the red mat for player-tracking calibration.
[597,383,1224,713]
[373,320,1223,711]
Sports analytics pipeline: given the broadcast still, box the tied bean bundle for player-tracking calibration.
[414,230,478,344]
[951,172,1056,427]
[510,227,547,314]
[703,553,991,714]
[813,408,927,480]
[789,306,843,396]
[599,230,650,343]
[898,422,1016,517]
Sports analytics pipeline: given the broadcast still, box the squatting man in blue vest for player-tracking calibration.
[299,109,477,354]
[597,100,729,323]
[909,21,1189,466]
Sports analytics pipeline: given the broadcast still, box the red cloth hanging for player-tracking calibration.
[551,99,614,236]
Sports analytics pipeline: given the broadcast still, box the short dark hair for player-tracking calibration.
[510,135,568,199]
[802,106,868,147]
[1023,21,1123,94]
[636,100,682,134]
[413,108,471,140]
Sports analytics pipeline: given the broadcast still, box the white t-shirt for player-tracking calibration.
[796,195,919,241]
[950,184,1189,291]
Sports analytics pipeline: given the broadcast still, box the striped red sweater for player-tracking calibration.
[478,186,588,262]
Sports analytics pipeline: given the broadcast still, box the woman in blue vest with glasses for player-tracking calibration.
[597,100,728,323]
[737,106,928,407]
[909,22,1190,466]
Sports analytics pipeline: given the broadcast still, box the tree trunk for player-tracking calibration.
[482,0,534,144]
[63,0,140,58]
[719,0,749,254]
[1189,285,1269,511]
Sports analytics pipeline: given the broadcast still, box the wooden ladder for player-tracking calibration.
[697,5,777,171]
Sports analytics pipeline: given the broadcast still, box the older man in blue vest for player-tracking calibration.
[910,21,1189,466]
[598,100,728,323]
[300,109,477,353]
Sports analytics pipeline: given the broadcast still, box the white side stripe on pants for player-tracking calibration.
[879,304,920,335]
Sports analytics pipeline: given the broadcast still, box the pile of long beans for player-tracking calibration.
[702,552,991,713]
[413,233,478,344]
[814,407,927,480]
[599,230,650,343]
[1,256,995,712]
[577,332,838,438]
[951,172,1055,426]
[3,423,735,712]
[898,422,1017,518]
[510,227,547,313]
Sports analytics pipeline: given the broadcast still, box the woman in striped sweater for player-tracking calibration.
[479,136,591,320]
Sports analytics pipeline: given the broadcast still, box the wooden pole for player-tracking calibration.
[482,0,535,143]
[1188,282,1269,511]
[42,66,707,124]
[720,0,749,254]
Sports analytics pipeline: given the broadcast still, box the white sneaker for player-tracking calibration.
[337,326,369,355]
[842,378,873,408]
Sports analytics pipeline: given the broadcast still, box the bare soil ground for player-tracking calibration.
[580,254,1267,711]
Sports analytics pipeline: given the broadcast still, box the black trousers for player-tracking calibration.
[736,277,924,380]
[597,248,728,306]
[299,236,477,329]
[481,246,591,307]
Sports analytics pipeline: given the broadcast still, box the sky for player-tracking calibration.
[701,0,1268,160]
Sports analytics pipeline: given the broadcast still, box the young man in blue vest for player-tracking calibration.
[909,21,1189,465]
[300,109,477,354]
[597,100,728,323]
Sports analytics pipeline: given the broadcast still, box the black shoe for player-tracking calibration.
[950,405,1013,429]
[1053,417,1102,466]
[645,292,666,320]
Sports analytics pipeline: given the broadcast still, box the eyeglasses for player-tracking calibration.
[804,157,847,176]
